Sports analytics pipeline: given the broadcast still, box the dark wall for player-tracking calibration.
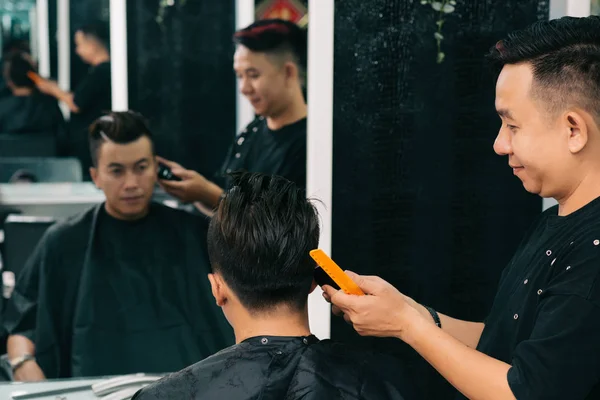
[332,1,547,399]
[127,1,236,178]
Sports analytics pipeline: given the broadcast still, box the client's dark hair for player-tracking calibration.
[234,19,307,85]
[4,51,35,88]
[88,111,154,167]
[488,16,600,123]
[2,39,30,56]
[77,21,110,50]
[208,172,320,313]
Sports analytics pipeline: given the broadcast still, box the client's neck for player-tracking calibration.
[12,86,34,96]
[233,305,311,344]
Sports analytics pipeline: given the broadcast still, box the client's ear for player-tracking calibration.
[309,280,318,294]
[208,273,228,307]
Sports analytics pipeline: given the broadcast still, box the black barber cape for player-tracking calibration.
[4,202,233,378]
[133,335,413,400]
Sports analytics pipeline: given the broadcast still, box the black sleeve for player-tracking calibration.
[72,64,110,112]
[34,236,72,379]
[2,232,48,341]
[507,294,600,399]
[507,240,600,399]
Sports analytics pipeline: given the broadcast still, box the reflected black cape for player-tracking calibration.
[3,203,233,378]
[133,335,413,400]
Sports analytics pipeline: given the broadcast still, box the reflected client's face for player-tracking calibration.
[90,136,157,221]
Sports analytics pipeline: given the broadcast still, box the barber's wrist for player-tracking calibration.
[201,181,224,208]
[10,354,36,373]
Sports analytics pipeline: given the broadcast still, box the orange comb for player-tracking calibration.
[27,71,43,85]
[310,249,365,296]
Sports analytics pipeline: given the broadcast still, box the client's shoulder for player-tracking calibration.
[132,345,245,399]
[42,205,97,244]
[299,339,411,399]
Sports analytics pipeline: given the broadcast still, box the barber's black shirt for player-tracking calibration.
[458,197,600,399]
[71,61,111,128]
[217,116,306,189]
[69,61,111,175]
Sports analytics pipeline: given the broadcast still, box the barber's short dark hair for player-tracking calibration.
[77,21,109,50]
[234,19,307,85]
[4,51,35,88]
[88,111,154,167]
[488,16,600,123]
[207,172,320,313]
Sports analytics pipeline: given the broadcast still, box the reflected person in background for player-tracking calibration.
[158,19,307,212]
[0,39,31,98]
[133,173,412,400]
[0,51,66,146]
[35,21,111,179]
[3,111,232,381]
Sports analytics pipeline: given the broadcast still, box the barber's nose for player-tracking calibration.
[493,129,512,156]
[239,78,252,95]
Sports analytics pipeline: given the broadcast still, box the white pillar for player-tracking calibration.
[35,0,50,77]
[550,0,591,19]
[57,0,70,118]
[28,7,37,63]
[109,0,129,111]
[235,0,255,134]
[307,0,334,340]
[544,0,591,210]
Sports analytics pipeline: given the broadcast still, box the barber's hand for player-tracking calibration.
[13,360,46,382]
[34,78,59,96]
[322,271,422,339]
[155,156,213,204]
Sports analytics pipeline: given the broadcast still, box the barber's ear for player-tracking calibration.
[309,280,318,294]
[565,111,589,154]
[284,61,298,84]
[208,273,227,307]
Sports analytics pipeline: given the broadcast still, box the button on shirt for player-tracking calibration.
[457,197,600,399]
[217,117,307,190]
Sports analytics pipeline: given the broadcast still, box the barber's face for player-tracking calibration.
[493,63,575,198]
[234,45,291,117]
[90,137,157,221]
[74,31,98,64]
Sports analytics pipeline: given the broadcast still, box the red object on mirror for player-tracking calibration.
[256,0,307,23]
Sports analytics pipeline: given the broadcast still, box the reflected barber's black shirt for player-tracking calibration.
[217,117,307,190]
[69,61,111,177]
[457,198,600,400]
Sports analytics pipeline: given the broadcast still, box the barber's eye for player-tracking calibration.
[111,169,122,176]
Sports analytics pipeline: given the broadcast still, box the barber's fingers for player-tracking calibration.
[156,156,183,171]
[159,179,187,191]
[343,312,353,326]
[331,304,344,317]
[345,270,391,296]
